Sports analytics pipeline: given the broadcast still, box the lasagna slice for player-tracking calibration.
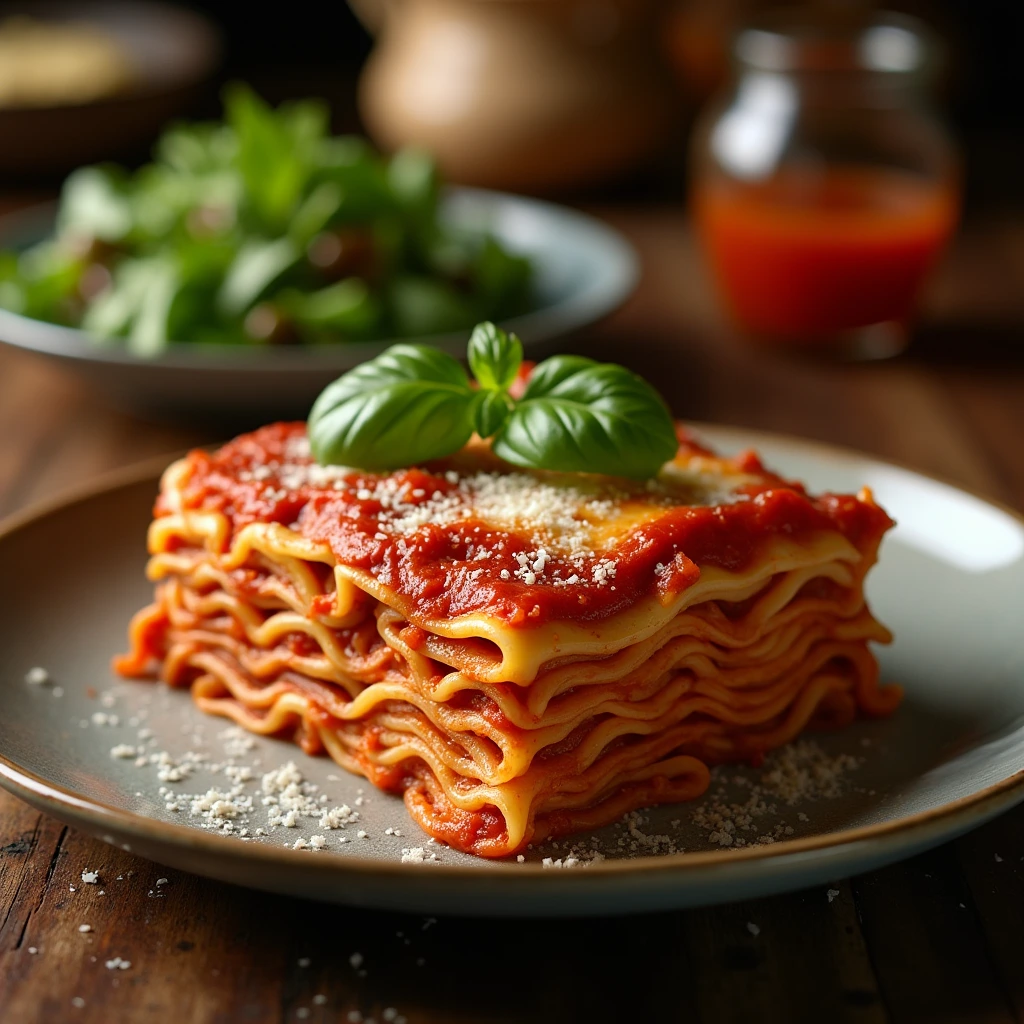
[117,423,900,857]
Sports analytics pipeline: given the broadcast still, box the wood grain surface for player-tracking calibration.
[1,208,1023,1023]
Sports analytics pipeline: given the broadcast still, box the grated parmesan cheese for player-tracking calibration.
[690,740,862,848]
[400,846,439,863]
[319,804,358,829]
[229,435,749,598]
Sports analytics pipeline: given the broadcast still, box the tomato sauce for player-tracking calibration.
[694,166,958,344]
[171,423,892,628]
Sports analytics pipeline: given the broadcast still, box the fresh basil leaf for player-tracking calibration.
[473,237,532,316]
[226,84,324,232]
[284,279,381,336]
[388,148,438,220]
[16,242,83,323]
[388,275,476,337]
[82,259,151,340]
[468,321,522,391]
[471,388,513,438]
[309,344,475,470]
[82,257,179,355]
[129,259,180,357]
[58,166,133,243]
[218,237,299,316]
[156,122,236,175]
[316,141,394,221]
[492,356,678,479]
[289,182,343,246]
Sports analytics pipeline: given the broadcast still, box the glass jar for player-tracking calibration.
[691,10,960,359]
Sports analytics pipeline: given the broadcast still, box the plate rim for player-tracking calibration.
[1,424,1023,885]
[0,187,639,371]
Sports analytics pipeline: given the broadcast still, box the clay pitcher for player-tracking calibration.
[351,0,677,193]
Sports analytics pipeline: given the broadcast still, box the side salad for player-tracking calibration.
[0,85,532,355]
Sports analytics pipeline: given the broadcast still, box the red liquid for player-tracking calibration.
[694,167,958,346]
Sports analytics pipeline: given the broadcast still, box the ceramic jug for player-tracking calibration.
[351,0,677,192]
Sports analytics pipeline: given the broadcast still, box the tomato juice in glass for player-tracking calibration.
[691,12,959,358]
[695,165,958,348]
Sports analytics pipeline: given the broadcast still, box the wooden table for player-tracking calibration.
[1,207,1023,1023]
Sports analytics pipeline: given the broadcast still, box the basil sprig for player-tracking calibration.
[308,322,678,479]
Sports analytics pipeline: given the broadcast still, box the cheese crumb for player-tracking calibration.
[746,922,760,937]
[319,804,357,829]
[691,740,862,848]
[78,924,92,933]
[25,666,49,685]
[110,744,137,759]
[310,835,326,851]
[401,846,438,863]
[262,761,325,828]
[105,957,131,970]
[81,870,99,884]
[827,888,840,903]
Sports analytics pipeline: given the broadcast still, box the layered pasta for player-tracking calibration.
[117,423,900,857]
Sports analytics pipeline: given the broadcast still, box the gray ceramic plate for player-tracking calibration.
[0,189,638,420]
[1,426,1023,918]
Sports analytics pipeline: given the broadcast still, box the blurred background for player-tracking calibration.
[3,0,1014,199]
[2,1,1020,199]
[200,0,1023,208]
[0,0,1022,432]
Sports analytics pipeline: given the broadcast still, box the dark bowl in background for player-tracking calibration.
[0,0,220,178]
